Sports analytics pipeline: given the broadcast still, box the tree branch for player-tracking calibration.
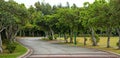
[0,27,6,32]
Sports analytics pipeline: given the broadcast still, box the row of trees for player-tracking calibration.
[32,0,120,48]
[0,0,120,53]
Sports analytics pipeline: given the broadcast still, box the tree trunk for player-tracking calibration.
[117,28,120,49]
[12,29,19,42]
[45,31,49,38]
[74,32,77,45]
[83,33,87,46]
[107,28,111,48]
[100,31,102,37]
[23,30,25,37]
[91,28,97,46]
[0,32,3,53]
[32,31,34,37]
[5,25,19,43]
[64,33,68,43]
[31,32,32,37]
[6,25,13,42]
[59,33,61,38]
[50,27,55,39]
[19,30,22,37]
[5,30,8,40]
[0,27,6,53]
[37,32,39,37]
[29,30,31,36]
[70,30,73,43]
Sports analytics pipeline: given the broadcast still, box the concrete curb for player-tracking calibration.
[17,47,32,58]
[96,48,120,56]
[79,46,120,57]
[16,38,33,58]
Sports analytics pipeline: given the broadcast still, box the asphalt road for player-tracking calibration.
[18,37,120,58]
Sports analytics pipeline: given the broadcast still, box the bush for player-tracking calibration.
[95,34,100,43]
[42,38,50,41]
[54,34,58,39]
[48,36,53,40]
[116,42,120,47]
[6,42,17,53]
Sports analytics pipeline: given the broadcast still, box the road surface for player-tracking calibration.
[18,37,119,58]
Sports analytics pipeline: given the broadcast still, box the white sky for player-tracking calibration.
[5,0,95,8]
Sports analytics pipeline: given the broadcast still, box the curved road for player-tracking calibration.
[18,37,119,58]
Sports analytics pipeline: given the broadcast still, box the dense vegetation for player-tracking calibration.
[0,0,120,54]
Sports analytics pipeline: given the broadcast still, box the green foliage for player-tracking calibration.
[42,38,50,41]
[6,42,17,53]
[95,34,100,43]
[116,41,120,47]
[0,42,27,58]
[116,42,119,47]
[54,34,58,39]
[84,37,87,42]
[48,36,53,40]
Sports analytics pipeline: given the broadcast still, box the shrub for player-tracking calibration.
[48,36,53,40]
[54,34,58,39]
[42,38,50,41]
[95,34,100,43]
[116,42,120,47]
[6,42,17,53]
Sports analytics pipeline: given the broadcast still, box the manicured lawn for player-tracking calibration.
[0,42,27,58]
[77,37,118,47]
[58,37,120,54]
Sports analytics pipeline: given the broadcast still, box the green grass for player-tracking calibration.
[57,37,120,54]
[0,42,27,58]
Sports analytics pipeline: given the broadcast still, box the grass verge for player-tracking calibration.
[0,42,27,58]
[57,37,120,54]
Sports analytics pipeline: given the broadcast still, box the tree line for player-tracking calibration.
[0,0,120,53]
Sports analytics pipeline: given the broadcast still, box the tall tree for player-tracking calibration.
[110,0,120,49]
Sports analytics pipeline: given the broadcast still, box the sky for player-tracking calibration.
[5,0,95,8]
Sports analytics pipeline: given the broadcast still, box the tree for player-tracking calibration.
[0,0,5,53]
[44,14,58,39]
[81,1,98,46]
[35,2,52,15]
[0,11,10,53]
[92,0,113,48]
[0,0,16,52]
[0,0,16,53]
[5,0,28,42]
[56,7,80,44]
[109,0,120,49]
[35,2,54,38]
[81,0,109,46]
[79,7,89,46]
